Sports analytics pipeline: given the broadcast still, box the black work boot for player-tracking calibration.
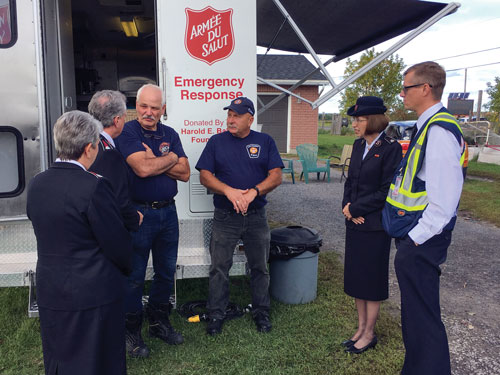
[125,312,150,358]
[206,317,224,336]
[145,302,184,345]
[253,311,272,333]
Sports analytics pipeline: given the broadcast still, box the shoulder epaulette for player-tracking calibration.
[87,171,102,178]
[384,135,396,143]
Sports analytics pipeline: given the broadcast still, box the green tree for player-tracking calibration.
[485,77,500,122]
[339,49,409,119]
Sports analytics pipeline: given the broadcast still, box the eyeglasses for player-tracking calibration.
[402,83,433,93]
[141,127,165,140]
[352,118,368,123]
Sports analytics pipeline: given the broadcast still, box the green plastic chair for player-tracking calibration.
[281,158,295,184]
[296,143,330,183]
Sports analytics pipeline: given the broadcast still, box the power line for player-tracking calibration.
[433,46,500,62]
[446,61,500,72]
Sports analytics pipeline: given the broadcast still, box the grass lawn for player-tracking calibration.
[317,134,356,159]
[460,161,500,227]
[0,252,405,375]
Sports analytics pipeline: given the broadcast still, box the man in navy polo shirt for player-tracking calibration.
[116,84,190,357]
[196,97,283,335]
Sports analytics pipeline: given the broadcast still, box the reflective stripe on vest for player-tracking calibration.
[386,112,465,212]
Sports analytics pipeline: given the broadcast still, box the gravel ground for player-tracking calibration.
[266,169,500,375]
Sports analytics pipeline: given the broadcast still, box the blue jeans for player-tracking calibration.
[125,203,179,314]
[208,207,271,319]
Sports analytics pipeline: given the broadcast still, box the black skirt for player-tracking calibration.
[38,300,126,375]
[344,227,391,301]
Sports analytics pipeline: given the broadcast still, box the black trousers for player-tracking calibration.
[395,231,452,375]
[208,207,270,319]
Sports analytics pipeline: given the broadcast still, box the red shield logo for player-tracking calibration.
[185,6,235,66]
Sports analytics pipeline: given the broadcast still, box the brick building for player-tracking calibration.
[257,54,328,153]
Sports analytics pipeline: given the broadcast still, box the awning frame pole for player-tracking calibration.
[312,2,461,109]
[257,56,334,116]
[259,1,460,112]
[272,0,338,89]
[257,77,314,106]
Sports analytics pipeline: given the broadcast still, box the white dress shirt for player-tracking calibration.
[55,158,86,170]
[362,132,383,159]
[100,130,116,148]
[408,102,464,244]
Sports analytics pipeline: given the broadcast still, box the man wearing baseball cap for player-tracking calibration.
[196,97,284,335]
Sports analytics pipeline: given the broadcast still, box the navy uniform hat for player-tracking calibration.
[347,96,387,116]
[223,97,255,116]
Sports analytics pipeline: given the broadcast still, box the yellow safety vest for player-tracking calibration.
[382,111,465,238]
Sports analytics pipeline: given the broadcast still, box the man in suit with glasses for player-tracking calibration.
[116,84,190,358]
[383,62,465,375]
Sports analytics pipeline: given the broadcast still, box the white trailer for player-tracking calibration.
[0,0,459,316]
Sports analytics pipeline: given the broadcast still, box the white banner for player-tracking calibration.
[157,0,256,218]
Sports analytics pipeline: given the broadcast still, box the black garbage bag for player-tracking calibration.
[269,225,322,261]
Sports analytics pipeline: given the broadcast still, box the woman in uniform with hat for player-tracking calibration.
[341,96,402,354]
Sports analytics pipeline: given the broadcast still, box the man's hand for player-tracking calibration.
[224,186,250,214]
[126,148,178,178]
[142,142,155,159]
[137,211,144,226]
[241,188,259,212]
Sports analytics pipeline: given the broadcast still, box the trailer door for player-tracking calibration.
[0,0,41,218]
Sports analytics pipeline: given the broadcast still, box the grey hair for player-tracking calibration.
[88,90,127,128]
[53,111,102,160]
[137,84,165,106]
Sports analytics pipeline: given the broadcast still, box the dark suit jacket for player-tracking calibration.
[342,132,402,231]
[89,134,140,231]
[27,162,133,311]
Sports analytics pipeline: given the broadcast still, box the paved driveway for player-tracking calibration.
[267,173,500,375]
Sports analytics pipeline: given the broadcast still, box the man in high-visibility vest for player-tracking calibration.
[382,61,465,375]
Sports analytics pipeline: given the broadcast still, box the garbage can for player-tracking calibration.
[269,226,322,304]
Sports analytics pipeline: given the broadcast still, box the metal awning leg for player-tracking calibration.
[271,0,338,90]
[257,57,334,116]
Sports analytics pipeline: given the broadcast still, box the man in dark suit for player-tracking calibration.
[27,111,133,375]
[383,62,465,374]
[88,90,143,231]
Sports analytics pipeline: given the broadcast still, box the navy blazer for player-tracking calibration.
[89,135,140,231]
[27,162,133,311]
[342,133,402,231]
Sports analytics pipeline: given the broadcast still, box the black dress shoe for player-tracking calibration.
[341,339,357,347]
[206,318,224,336]
[345,336,377,354]
[253,312,272,333]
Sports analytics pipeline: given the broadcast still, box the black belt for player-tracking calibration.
[216,207,263,216]
[134,199,175,209]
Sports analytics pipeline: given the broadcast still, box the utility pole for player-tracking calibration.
[463,68,467,94]
[331,113,341,135]
[476,90,482,121]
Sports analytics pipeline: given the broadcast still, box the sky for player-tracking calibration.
[258,0,500,115]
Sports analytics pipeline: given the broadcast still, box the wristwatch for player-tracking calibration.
[252,186,260,196]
